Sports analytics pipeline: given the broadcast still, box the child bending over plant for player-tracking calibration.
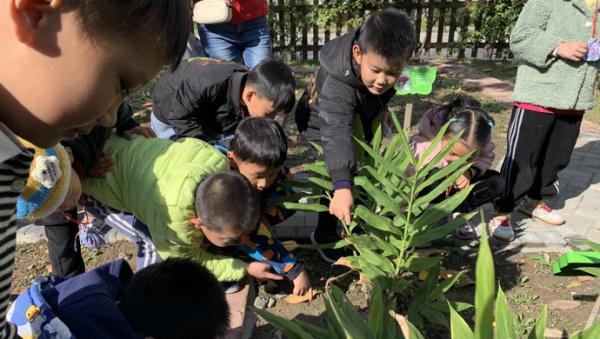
[410,99,504,239]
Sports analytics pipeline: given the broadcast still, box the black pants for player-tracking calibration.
[34,210,85,278]
[427,170,505,213]
[494,107,582,213]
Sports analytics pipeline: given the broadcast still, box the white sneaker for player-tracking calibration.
[489,215,514,242]
[518,197,565,226]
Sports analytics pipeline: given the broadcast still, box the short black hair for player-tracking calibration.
[231,118,288,169]
[440,98,494,150]
[246,59,296,115]
[73,0,192,67]
[195,171,259,232]
[356,8,416,65]
[120,258,229,339]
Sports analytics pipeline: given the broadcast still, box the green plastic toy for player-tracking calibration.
[552,251,600,276]
[395,66,437,96]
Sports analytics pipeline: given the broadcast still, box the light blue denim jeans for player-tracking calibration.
[198,15,272,68]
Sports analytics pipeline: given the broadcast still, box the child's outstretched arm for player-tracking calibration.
[238,222,311,295]
[318,76,358,224]
[510,0,581,67]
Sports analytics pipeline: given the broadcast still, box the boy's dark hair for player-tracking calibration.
[246,59,296,114]
[356,8,416,65]
[73,0,192,66]
[441,98,494,150]
[120,258,229,339]
[231,118,288,169]
[195,171,259,232]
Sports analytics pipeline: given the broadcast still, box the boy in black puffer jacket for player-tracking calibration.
[295,8,416,262]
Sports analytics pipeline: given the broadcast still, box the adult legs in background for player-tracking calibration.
[198,22,242,63]
[240,16,273,68]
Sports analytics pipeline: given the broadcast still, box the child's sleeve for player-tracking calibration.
[162,244,249,282]
[237,221,303,280]
[510,0,562,68]
[114,102,140,136]
[163,80,220,140]
[318,76,359,185]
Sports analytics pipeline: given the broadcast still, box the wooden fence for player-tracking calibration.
[267,0,510,61]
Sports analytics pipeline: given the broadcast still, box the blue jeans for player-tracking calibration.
[198,16,272,68]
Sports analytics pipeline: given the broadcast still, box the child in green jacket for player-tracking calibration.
[82,120,310,295]
[491,0,600,241]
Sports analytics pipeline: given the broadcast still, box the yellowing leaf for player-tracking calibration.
[283,290,318,304]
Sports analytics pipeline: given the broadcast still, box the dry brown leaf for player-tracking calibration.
[389,310,411,338]
[333,257,354,270]
[359,273,370,284]
[577,276,593,283]
[456,276,475,287]
[283,289,318,304]
[548,300,581,311]
[566,280,581,289]
[281,240,300,252]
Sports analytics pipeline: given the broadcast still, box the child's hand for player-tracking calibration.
[247,262,284,281]
[88,154,114,177]
[454,174,471,190]
[556,41,588,62]
[292,269,311,296]
[122,126,156,139]
[330,189,353,225]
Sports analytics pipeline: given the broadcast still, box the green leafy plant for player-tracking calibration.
[447,227,600,339]
[255,279,420,339]
[286,112,477,326]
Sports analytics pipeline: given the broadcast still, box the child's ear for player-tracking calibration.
[12,0,64,45]
[352,44,363,65]
[190,217,204,230]
[242,85,256,105]
[226,151,238,167]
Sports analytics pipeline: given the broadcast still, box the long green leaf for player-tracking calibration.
[308,177,333,191]
[369,235,400,256]
[372,121,383,154]
[412,185,474,230]
[303,161,330,177]
[409,265,440,318]
[575,267,600,277]
[309,141,324,154]
[420,306,448,327]
[403,256,442,273]
[495,286,516,339]
[417,132,470,181]
[389,114,416,167]
[410,210,477,248]
[429,270,467,300]
[415,122,452,170]
[570,318,600,338]
[584,240,600,253]
[359,247,395,273]
[382,299,399,339]
[354,137,407,178]
[363,166,405,197]
[355,205,402,236]
[527,306,547,339]
[449,303,474,339]
[283,202,329,212]
[295,320,331,337]
[415,156,471,194]
[354,176,402,216]
[367,280,385,338]
[474,226,495,339]
[326,285,376,339]
[429,300,473,313]
[254,308,315,339]
[360,260,388,281]
[412,164,472,211]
